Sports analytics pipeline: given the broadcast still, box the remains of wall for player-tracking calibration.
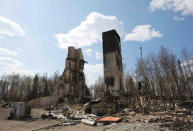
[29,95,59,108]
[59,47,90,103]
[10,102,31,119]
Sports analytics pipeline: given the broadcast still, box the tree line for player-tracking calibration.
[0,46,192,108]
[90,46,193,110]
[0,72,60,102]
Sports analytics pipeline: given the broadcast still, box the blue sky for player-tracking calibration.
[0,0,193,86]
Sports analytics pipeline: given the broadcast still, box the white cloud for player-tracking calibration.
[84,63,103,86]
[0,57,23,67]
[173,16,185,21]
[0,35,5,39]
[84,48,102,60]
[0,16,25,37]
[124,25,162,42]
[84,48,93,57]
[85,48,93,53]
[0,56,33,75]
[181,59,193,66]
[149,0,193,17]
[0,48,18,56]
[95,52,102,60]
[54,12,124,49]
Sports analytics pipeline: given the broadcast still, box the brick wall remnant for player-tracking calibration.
[59,46,90,103]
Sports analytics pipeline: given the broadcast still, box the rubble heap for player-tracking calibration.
[59,47,90,104]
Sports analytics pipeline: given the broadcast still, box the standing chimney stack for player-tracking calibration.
[102,29,124,96]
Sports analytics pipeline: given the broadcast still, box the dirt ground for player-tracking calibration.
[0,108,163,131]
[0,108,99,131]
[1,101,193,131]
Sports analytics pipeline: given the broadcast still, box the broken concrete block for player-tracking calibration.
[81,119,96,126]
[10,102,31,119]
[83,103,90,114]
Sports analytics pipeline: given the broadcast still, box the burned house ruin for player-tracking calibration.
[83,30,125,115]
[59,47,90,103]
[102,30,124,96]
[59,29,123,104]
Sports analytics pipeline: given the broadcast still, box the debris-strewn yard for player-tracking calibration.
[0,101,192,131]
